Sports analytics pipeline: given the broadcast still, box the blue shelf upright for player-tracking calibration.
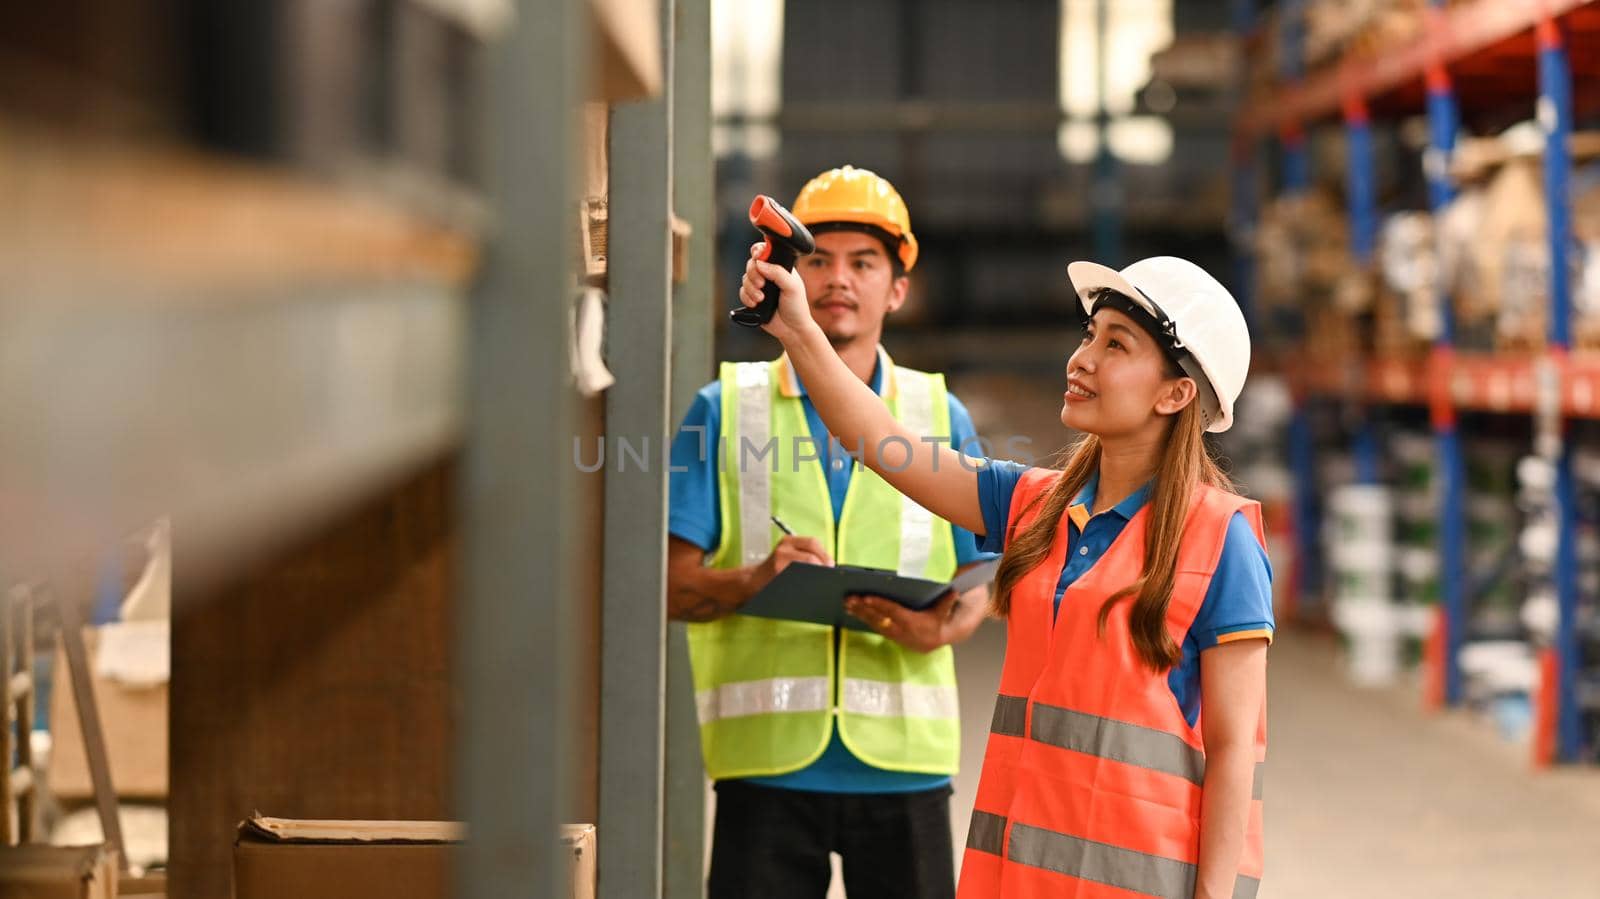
[1274,0,1325,619]
[1343,90,1382,485]
[1423,0,1468,709]
[1534,12,1583,763]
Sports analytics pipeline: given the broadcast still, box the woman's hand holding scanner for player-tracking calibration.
[740,241,820,345]
[731,195,816,329]
[738,243,986,536]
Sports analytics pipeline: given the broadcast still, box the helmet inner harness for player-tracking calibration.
[1081,287,1218,430]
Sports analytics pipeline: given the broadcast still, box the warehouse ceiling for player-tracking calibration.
[713,0,1238,338]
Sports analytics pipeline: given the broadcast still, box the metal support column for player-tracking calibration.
[458,0,584,895]
[665,0,713,893]
[1536,12,1582,762]
[600,0,676,893]
[1091,0,1121,265]
[1227,2,1259,332]
[1422,3,1466,706]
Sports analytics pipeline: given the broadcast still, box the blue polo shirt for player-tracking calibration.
[669,352,992,794]
[976,460,1274,728]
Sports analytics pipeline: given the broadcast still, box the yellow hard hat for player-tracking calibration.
[791,165,919,272]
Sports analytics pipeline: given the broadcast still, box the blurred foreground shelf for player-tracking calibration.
[0,126,480,588]
[0,127,482,297]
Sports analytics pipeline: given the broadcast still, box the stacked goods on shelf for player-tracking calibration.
[1223,377,1298,615]
[1458,637,1537,740]
[1432,126,1600,353]
[1575,451,1600,761]
[1302,0,1433,71]
[1327,481,1402,685]
[1515,451,1561,741]
[1254,188,1356,354]
[1391,432,1441,653]
[1257,1,1473,83]
[1376,212,1441,354]
[1367,129,1597,356]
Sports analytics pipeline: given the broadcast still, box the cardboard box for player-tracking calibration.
[49,628,168,801]
[115,872,164,897]
[0,844,118,899]
[232,818,593,899]
[561,824,596,899]
[233,817,461,899]
[590,0,662,102]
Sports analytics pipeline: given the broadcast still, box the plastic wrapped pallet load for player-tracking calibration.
[1446,127,1600,352]
[1328,485,1402,685]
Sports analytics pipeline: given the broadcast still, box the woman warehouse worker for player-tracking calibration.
[738,249,1272,899]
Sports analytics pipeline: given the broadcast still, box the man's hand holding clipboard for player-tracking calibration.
[845,557,998,652]
[740,518,1000,654]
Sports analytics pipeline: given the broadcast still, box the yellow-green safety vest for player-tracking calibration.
[687,348,961,780]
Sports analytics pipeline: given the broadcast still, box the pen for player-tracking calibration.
[771,515,795,536]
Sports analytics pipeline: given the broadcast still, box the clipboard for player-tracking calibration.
[739,557,1000,632]
[949,556,1000,594]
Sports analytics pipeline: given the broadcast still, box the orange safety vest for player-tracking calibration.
[958,468,1267,899]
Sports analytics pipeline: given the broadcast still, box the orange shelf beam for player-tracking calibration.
[1278,352,1600,418]
[1238,0,1598,135]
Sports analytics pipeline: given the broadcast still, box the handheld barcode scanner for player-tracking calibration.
[731,195,816,327]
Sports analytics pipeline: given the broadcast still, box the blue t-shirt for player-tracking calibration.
[669,355,991,793]
[976,460,1274,728]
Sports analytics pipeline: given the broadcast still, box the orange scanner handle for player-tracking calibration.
[732,195,816,327]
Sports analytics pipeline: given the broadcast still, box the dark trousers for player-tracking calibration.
[708,780,955,899]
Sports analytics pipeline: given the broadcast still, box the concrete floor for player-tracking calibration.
[1252,631,1600,899]
[714,622,1600,897]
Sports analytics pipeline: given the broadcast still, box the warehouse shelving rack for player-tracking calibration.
[1235,0,1600,765]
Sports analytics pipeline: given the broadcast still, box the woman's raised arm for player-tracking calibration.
[740,249,985,536]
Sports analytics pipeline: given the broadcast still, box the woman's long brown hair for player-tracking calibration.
[990,392,1234,671]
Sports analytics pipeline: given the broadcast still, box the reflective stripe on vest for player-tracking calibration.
[957,472,1268,898]
[840,679,960,720]
[985,694,1266,798]
[1008,822,1261,899]
[735,361,774,566]
[695,676,830,724]
[695,677,960,724]
[989,693,1027,737]
[967,816,1264,899]
[966,810,1007,856]
[895,368,936,575]
[687,352,960,779]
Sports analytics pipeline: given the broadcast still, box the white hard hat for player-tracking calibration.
[1066,256,1251,433]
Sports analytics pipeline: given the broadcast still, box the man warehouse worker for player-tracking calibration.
[667,165,994,899]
